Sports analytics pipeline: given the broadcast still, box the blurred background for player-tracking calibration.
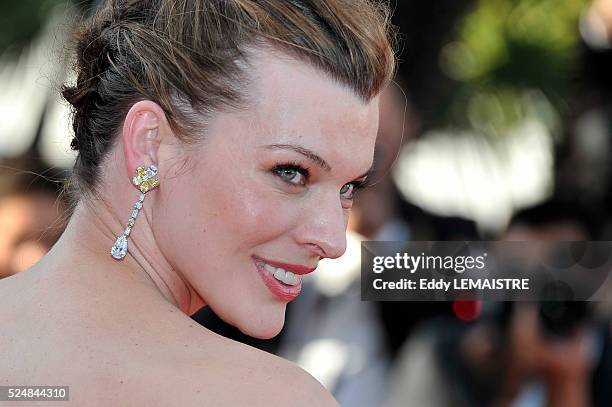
[1,0,611,406]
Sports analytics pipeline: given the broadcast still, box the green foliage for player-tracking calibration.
[0,0,69,56]
[439,0,587,136]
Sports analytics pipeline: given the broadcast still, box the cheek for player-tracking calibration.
[200,181,286,250]
[153,162,297,270]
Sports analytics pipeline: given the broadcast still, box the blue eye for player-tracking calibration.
[340,183,354,199]
[340,180,368,200]
[272,161,370,200]
[272,162,310,186]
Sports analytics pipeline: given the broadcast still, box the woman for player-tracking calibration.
[0,0,395,405]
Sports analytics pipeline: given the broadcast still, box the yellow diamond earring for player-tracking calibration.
[111,164,159,260]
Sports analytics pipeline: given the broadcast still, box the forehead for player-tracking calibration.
[235,49,380,169]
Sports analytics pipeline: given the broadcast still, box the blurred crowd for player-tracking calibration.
[1,0,611,406]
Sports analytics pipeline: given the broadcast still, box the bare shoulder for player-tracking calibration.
[140,332,339,407]
[252,358,340,407]
[278,363,340,407]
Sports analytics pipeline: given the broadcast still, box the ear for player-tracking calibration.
[121,100,171,183]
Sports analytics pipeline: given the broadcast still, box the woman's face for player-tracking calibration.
[154,52,380,338]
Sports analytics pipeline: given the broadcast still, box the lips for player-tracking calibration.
[253,257,303,301]
[252,255,317,275]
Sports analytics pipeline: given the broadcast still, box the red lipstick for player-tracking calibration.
[252,256,308,301]
[253,256,317,275]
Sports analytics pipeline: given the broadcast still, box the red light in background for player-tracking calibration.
[453,299,482,321]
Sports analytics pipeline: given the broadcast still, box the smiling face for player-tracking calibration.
[153,50,380,338]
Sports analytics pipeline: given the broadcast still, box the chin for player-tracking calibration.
[236,310,287,340]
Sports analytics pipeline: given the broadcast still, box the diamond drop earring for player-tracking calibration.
[111,164,159,260]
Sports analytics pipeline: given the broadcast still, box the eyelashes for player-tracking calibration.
[271,161,369,199]
[349,178,370,192]
[272,161,310,185]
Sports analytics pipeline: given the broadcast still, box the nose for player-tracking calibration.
[296,194,348,260]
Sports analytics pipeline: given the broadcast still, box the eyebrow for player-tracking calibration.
[262,143,374,180]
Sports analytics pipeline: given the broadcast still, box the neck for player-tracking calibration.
[42,196,205,315]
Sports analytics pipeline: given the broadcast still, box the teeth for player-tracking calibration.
[285,271,297,285]
[260,262,301,286]
[274,268,285,280]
